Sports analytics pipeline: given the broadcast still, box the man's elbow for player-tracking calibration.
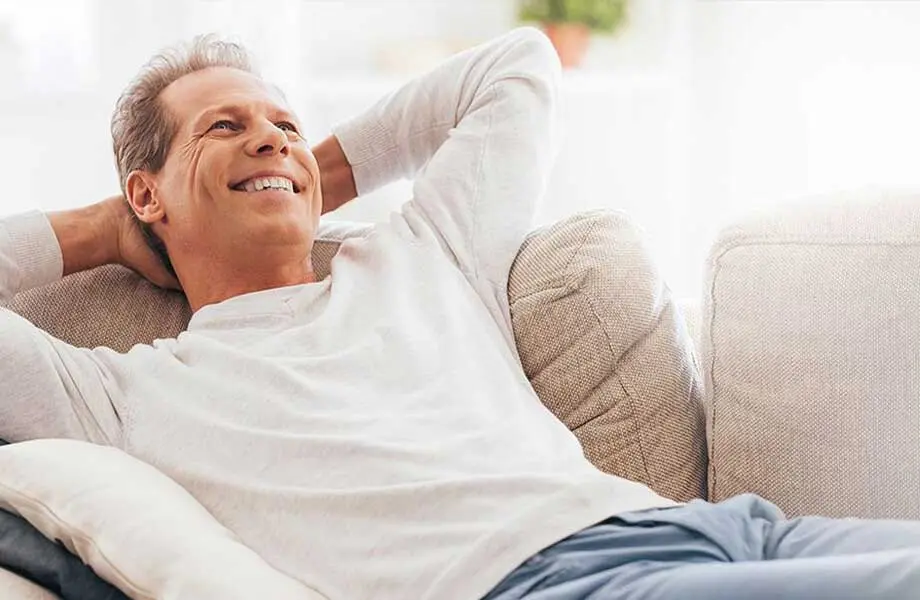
[494,27,562,115]
[508,26,563,82]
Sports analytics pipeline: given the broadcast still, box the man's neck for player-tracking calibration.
[177,254,317,313]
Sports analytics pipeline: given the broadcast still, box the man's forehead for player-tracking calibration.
[161,66,291,124]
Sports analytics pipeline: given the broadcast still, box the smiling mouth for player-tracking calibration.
[230,175,301,194]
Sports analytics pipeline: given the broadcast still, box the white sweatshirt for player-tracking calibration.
[0,29,676,600]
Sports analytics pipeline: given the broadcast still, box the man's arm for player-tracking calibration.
[313,136,357,215]
[0,200,166,445]
[312,30,556,234]
[326,27,560,340]
[46,196,179,289]
[45,202,114,279]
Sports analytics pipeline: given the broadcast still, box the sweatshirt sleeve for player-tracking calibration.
[332,27,561,327]
[0,211,63,302]
[0,212,125,446]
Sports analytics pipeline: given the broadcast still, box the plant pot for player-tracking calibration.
[543,22,591,69]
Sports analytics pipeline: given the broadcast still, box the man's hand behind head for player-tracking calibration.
[49,197,178,291]
[103,195,182,291]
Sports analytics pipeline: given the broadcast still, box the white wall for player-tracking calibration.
[680,1,920,293]
[0,1,521,220]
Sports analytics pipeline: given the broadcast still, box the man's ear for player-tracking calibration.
[125,171,167,225]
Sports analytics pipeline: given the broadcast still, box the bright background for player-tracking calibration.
[2,0,920,298]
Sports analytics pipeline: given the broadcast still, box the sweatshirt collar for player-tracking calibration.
[187,281,326,331]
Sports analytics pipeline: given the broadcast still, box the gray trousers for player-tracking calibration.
[484,493,920,600]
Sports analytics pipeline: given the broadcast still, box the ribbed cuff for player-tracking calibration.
[4,211,64,293]
[332,112,402,197]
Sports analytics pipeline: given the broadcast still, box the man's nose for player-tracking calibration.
[245,121,289,157]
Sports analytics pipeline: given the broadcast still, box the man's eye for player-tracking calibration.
[209,120,237,132]
[277,121,299,134]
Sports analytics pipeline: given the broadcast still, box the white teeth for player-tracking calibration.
[239,176,294,193]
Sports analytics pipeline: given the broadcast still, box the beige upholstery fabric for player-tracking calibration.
[8,264,191,352]
[8,213,706,502]
[0,567,59,600]
[704,189,920,519]
[509,211,706,502]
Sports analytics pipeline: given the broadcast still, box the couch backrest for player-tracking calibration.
[8,212,707,502]
[704,189,920,518]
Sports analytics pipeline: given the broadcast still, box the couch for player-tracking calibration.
[1,190,916,597]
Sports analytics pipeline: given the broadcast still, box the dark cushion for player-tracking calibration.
[0,508,126,600]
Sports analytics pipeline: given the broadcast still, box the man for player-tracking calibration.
[1,27,920,600]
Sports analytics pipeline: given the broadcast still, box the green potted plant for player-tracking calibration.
[518,0,628,68]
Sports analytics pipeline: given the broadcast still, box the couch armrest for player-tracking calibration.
[703,188,920,518]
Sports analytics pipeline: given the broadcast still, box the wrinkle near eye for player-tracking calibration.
[176,134,206,193]
[178,135,201,161]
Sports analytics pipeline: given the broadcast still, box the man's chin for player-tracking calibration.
[242,210,315,241]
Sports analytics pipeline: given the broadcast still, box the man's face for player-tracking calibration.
[150,66,321,269]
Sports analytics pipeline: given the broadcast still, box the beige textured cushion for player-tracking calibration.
[8,213,706,502]
[508,211,706,501]
[704,188,920,518]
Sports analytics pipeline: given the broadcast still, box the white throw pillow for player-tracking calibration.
[0,439,326,600]
[0,567,59,600]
